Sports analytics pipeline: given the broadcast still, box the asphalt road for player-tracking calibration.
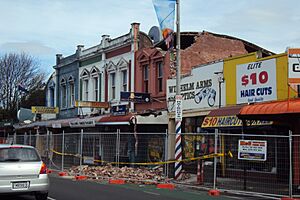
[0,176,269,200]
[47,176,229,200]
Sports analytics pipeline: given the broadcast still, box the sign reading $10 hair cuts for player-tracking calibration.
[236,59,277,104]
[167,62,225,112]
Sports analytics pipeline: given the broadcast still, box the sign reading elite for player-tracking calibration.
[31,106,59,114]
[75,101,109,108]
[236,59,277,104]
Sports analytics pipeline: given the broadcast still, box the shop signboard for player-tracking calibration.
[52,123,62,129]
[238,140,267,161]
[167,61,225,112]
[111,105,127,116]
[69,119,95,128]
[288,48,300,93]
[120,92,150,103]
[236,59,277,104]
[75,101,109,108]
[31,106,59,114]
[201,115,272,128]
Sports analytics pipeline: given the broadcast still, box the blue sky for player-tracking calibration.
[0,0,299,76]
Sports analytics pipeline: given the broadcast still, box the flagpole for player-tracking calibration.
[174,0,182,180]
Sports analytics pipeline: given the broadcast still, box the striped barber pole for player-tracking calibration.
[174,120,182,180]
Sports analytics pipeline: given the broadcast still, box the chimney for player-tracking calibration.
[56,54,63,65]
[76,45,84,58]
[101,35,110,48]
[131,22,140,52]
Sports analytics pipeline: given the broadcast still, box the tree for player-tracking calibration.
[0,53,46,122]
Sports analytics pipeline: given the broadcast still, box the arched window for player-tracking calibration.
[68,76,75,107]
[80,69,90,101]
[60,78,67,108]
[90,67,100,101]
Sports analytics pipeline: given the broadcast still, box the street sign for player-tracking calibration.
[120,92,150,103]
[75,101,109,108]
[31,106,59,114]
[175,95,182,121]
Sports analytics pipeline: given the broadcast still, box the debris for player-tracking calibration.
[66,164,187,184]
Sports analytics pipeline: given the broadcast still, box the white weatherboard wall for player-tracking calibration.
[105,53,131,107]
[167,61,225,112]
[79,59,104,115]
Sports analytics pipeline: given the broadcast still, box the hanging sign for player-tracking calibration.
[120,92,150,103]
[31,106,59,114]
[75,101,109,108]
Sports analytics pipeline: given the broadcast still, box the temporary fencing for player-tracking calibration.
[8,129,298,199]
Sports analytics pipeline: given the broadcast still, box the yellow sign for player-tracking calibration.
[201,115,272,128]
[31,106,59,114]
[75,101,109,108]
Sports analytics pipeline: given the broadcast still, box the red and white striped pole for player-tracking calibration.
[175,116,182,180]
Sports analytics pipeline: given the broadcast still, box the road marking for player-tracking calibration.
[143,191,160,196]
[48,197,56,200]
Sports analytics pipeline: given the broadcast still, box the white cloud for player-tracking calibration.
[1,41,55,55]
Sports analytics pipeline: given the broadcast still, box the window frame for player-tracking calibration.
[110,72,116,100]
[122,70,127,92]
[143,64,149,93]
[157,62,163,93]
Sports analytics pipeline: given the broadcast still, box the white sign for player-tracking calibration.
[288,51,300,92]
[289,57,300,79]
[236,59,277,104]
[175,95,183,121]
[167,62,225,112]
[52,123,62,129]
[238,140,267,161]
[69,119,96,128]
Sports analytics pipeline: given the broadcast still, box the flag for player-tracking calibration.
[18,83,29,94]
[152,0,176,50]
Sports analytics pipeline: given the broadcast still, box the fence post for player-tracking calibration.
[213,129,218,190]
[116,129,120,168]
[13,131,16,144]
[80,129,83,175]
[62,130,65,171]
[46,130,50,169]
[165,129,169,179]
[289,130,293,198]
[29,130,32,146]
[24,132,27,145]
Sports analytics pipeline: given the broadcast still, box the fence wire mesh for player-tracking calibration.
[6,130,297,198]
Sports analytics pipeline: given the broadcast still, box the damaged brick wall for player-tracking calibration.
[181,32,248,75]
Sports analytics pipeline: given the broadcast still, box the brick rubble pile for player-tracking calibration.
[68,164,168,184]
